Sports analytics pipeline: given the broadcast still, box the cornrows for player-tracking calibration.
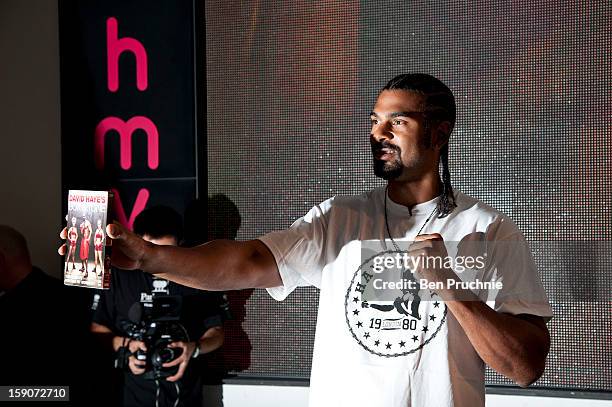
[383,73,458,218]
[437,144,456,218]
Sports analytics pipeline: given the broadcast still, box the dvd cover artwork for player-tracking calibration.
[64,190,112,289]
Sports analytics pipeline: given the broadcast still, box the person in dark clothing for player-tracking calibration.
[90,207,224,407]
[0,225,93,405]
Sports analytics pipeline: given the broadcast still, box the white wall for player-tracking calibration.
[213,384,612,407]
[0,0,62,277]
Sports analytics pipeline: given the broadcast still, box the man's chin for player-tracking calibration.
[373,163,402,180]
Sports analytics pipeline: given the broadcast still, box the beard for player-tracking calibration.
[371,139,404,180]
[370,136,433,181]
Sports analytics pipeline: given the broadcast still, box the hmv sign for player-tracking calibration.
[59,0,199,229]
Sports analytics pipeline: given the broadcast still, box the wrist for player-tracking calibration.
[139,240,156,272]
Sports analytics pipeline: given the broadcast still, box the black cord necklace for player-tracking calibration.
[384,185,438,251]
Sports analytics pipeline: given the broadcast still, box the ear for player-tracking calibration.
[433,121,451,150]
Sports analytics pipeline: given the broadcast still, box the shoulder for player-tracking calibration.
[313,187,383,215]
[454,191,501,218]
[332,187,382,206]
[452,191,523,238]
[286,188,382,229]
[27,267,63,294]
[293,187,383,228]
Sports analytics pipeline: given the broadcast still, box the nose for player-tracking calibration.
[371,121,393,143]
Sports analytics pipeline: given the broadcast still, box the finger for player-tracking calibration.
[162,356,184,368]
[58,244,66,256]
[60,227,67,239]
[131,366,145,375]
[114,223,146,252]
[129,342,147,353]
[414,233,443,242]
[129,359,146,372]
[408,240,434,251]
[407,248,429,259]
[129,355,146,365]
[166,362,187,382]
[131,343,147,352]
[167,342,185,349]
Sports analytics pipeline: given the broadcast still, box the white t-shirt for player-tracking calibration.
[259,187,553,407]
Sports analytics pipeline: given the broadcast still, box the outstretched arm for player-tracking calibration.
[143,239,281,290]
[60,223,281,291]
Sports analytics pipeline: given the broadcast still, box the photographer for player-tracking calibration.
[90,206,224,407]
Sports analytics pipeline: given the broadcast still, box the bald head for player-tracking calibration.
[0,225,32,291]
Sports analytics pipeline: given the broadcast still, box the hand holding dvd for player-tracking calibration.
[106,222,150,271]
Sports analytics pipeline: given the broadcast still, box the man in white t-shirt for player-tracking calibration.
[61,73,552,407]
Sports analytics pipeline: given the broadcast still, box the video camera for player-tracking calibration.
[116,295,189,380]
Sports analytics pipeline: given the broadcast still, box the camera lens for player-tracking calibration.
[157,348,175,363]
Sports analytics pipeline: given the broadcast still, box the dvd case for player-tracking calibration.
[64,190,112,289]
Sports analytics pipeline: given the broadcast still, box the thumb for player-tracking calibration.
[414,233,443,242]
[107,222,126,240]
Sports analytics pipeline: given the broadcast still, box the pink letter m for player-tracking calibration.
[95,116,160,170]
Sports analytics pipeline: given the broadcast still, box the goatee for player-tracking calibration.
[371,139,403,180]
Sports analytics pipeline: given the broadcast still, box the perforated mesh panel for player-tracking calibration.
[205,0,611,391]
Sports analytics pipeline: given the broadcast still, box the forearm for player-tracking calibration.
[141,239,280,291]
[412,244,550,387]
[197,327,224,354]
[91,322,126,353]
[111,335,129,352]
[442,290,550,387]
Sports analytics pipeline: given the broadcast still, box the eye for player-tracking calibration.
[370,118,379,125]
[392,119,404,126]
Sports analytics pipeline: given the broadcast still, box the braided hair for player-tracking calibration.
[382,73,457,217]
